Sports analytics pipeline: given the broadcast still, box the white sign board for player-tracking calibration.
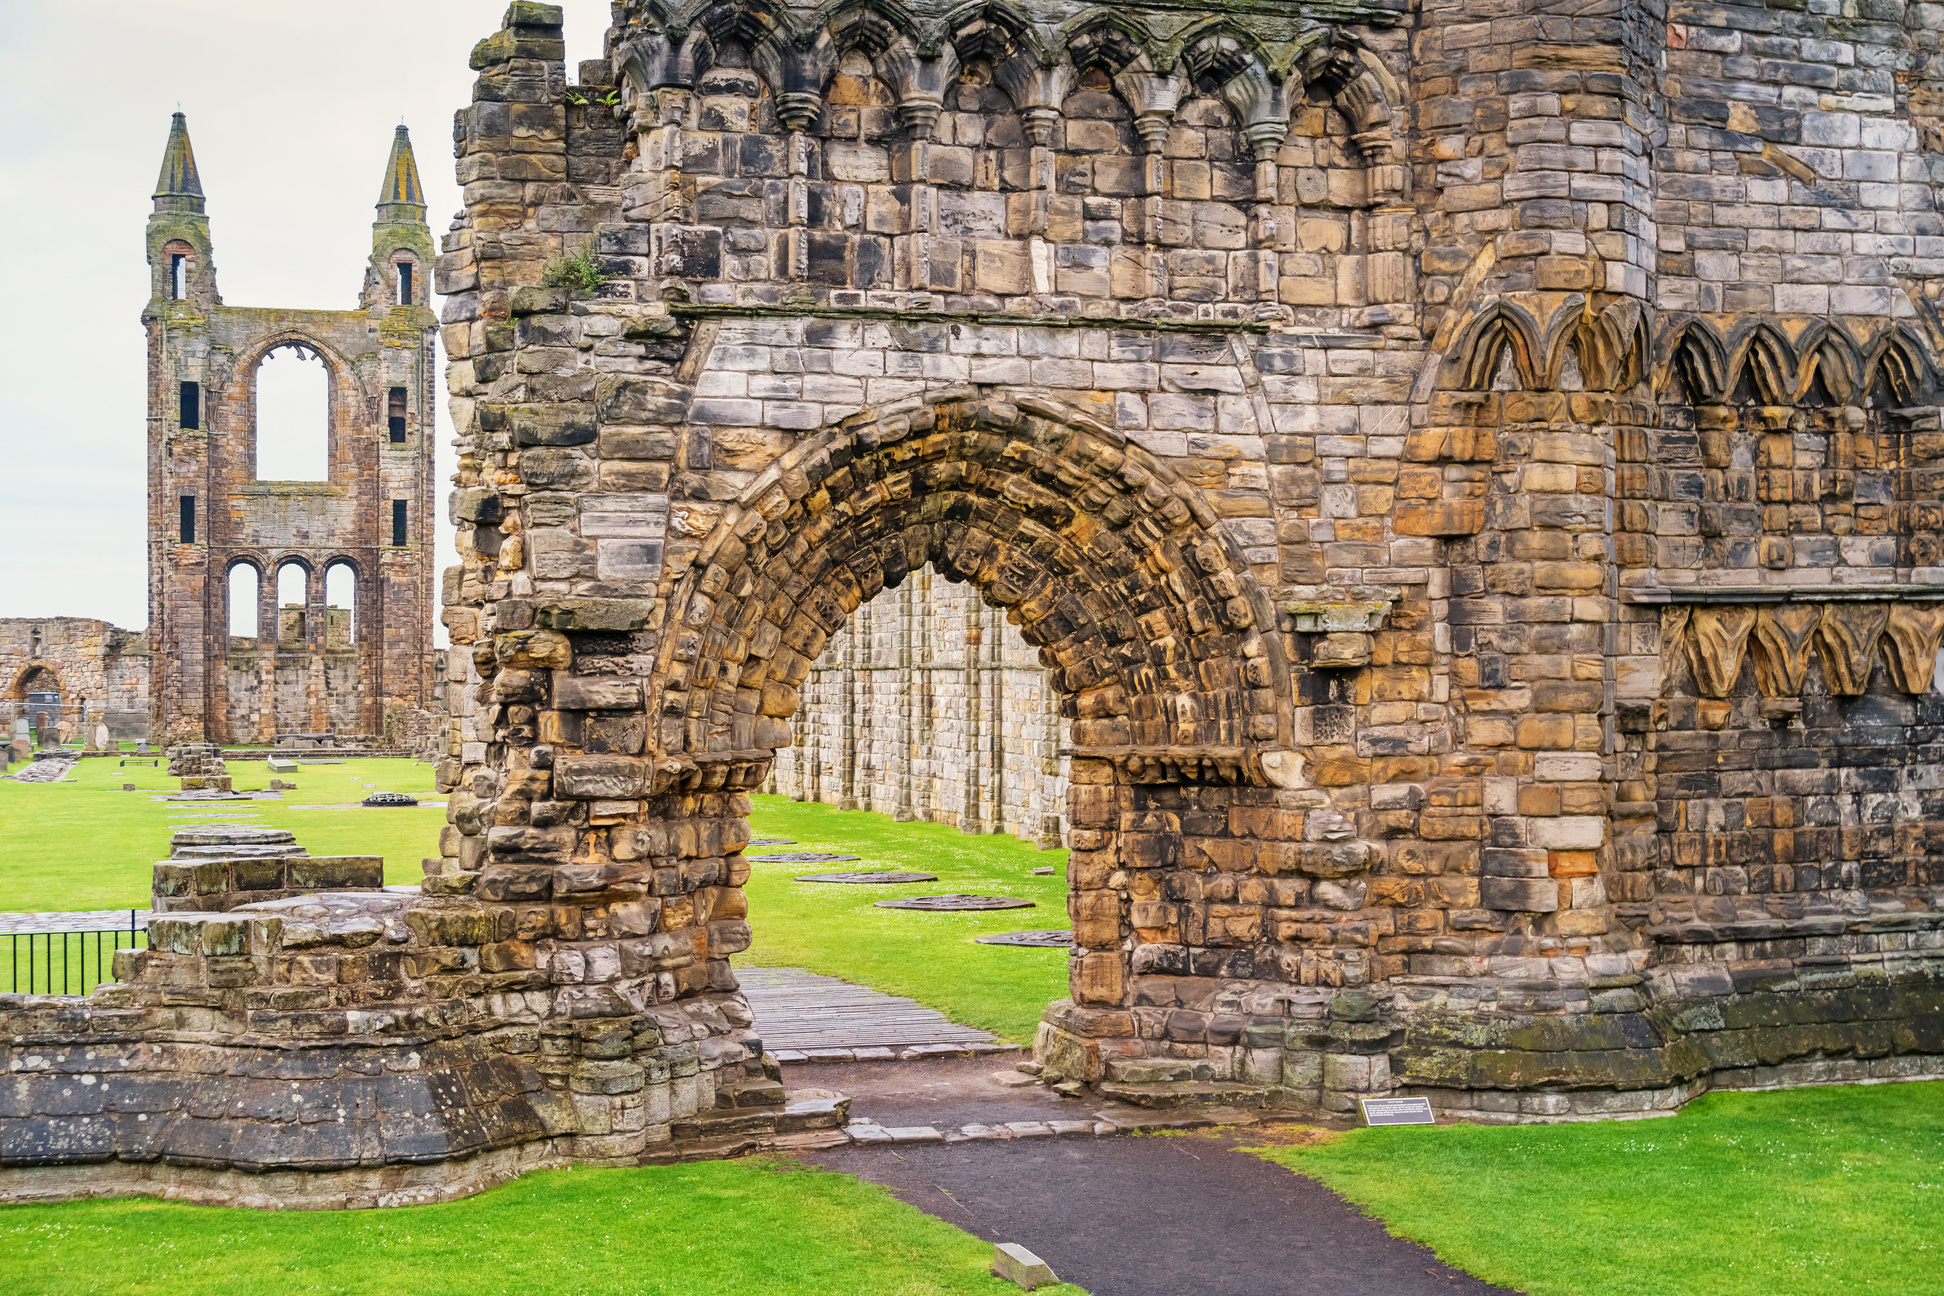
[1359,1097,1436,1126]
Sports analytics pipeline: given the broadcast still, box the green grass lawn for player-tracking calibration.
[0,1158,1085,1296]
[1246,1082,1944,1296]
[741,794,1070,1042]
[0,768,1070,1041]
[0,753,444,913]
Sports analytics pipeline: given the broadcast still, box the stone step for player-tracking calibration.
[717,1077,788,1109]
[670,1107,779,1142]
[777,1088,851,1132]
[1093,1080,1282,1110]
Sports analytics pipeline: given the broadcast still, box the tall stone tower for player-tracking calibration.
[144,115,439,744]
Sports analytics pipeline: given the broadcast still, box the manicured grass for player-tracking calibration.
[1246,1083,1944,1296]
[0,1157,1085,1296]
[0,754,444,913]
[742,794,1070,1042]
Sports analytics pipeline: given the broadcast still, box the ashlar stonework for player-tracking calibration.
[7,0,1944,1208]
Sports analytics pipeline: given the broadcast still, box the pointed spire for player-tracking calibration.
[153,112,205,214]
[375,125,426,218]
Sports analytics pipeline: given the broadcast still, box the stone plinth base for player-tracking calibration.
[1033,960,1944,1120]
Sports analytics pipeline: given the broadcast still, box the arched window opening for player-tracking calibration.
[395,260,414,306]
[255,345,331,481]
[276,564,309,645]
[388,387,408,443]
[325,563,357,648]
[227,565,261,643]
[170,254,187,300]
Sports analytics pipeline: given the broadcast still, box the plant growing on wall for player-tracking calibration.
[542,244,609,295]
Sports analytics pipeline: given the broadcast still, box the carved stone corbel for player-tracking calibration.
[1683,606,1756,699]
[1880,603,1944,693]
[1816,602,1891,695]
[1751,604,1820,697]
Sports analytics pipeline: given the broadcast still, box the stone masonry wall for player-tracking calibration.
[415,0,1944,1121]
[14,0,1944,1211]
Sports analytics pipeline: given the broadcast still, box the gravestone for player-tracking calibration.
[875,896,1036,912]
[793,871,939,885]
[748,852,859,863]
[975,931,1074,948]
[94,724,111,750]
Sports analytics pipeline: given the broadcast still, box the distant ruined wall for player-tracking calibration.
[0,617,150,741]
[767,567,1068,845]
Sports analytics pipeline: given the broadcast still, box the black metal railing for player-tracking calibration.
[5,913,148,996]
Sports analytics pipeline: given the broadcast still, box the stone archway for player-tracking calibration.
[632,393,1299,1078]
[486,392,1315,1088]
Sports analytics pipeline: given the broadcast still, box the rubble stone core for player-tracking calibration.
[10,0,1944,1207]
[145,115,440,743]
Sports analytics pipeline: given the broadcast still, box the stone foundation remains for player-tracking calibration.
[9,0,1944,1206]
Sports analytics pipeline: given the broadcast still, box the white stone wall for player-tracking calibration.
[767,566,1068,846]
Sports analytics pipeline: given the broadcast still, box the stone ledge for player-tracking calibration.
[1625,584,1944,604]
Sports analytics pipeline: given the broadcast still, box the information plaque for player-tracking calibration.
[1359,1097,1436,1127]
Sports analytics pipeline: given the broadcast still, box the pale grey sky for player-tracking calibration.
[0,0,610,636]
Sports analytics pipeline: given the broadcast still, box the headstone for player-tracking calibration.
[123,782,137,792]
[94,724,111,750]
[12,737,34,762]
[793,871,939,884]
[267,756,299,774]
[874,895,1036,911]
[135,742,152,755]
[974,930,1073,947]
[747,852,860,863]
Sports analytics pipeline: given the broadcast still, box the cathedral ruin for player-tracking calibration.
[8,0,1944,1206]
[144,114,440,744]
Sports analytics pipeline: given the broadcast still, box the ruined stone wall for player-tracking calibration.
[145,117,440,745]
[413,0,1944,1121]
[17,0,1944,1210]
[767,567,1067,844]
[0,617,150,741]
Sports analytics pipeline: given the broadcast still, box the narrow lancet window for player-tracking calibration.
[392,499,408,547]
[179,382,200,430]
[388,387,407,442]
[179,495,196,543]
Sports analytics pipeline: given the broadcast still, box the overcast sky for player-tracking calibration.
[0,0,609,636]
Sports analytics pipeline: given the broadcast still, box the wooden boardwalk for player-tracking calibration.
[738,965,1013,1062]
